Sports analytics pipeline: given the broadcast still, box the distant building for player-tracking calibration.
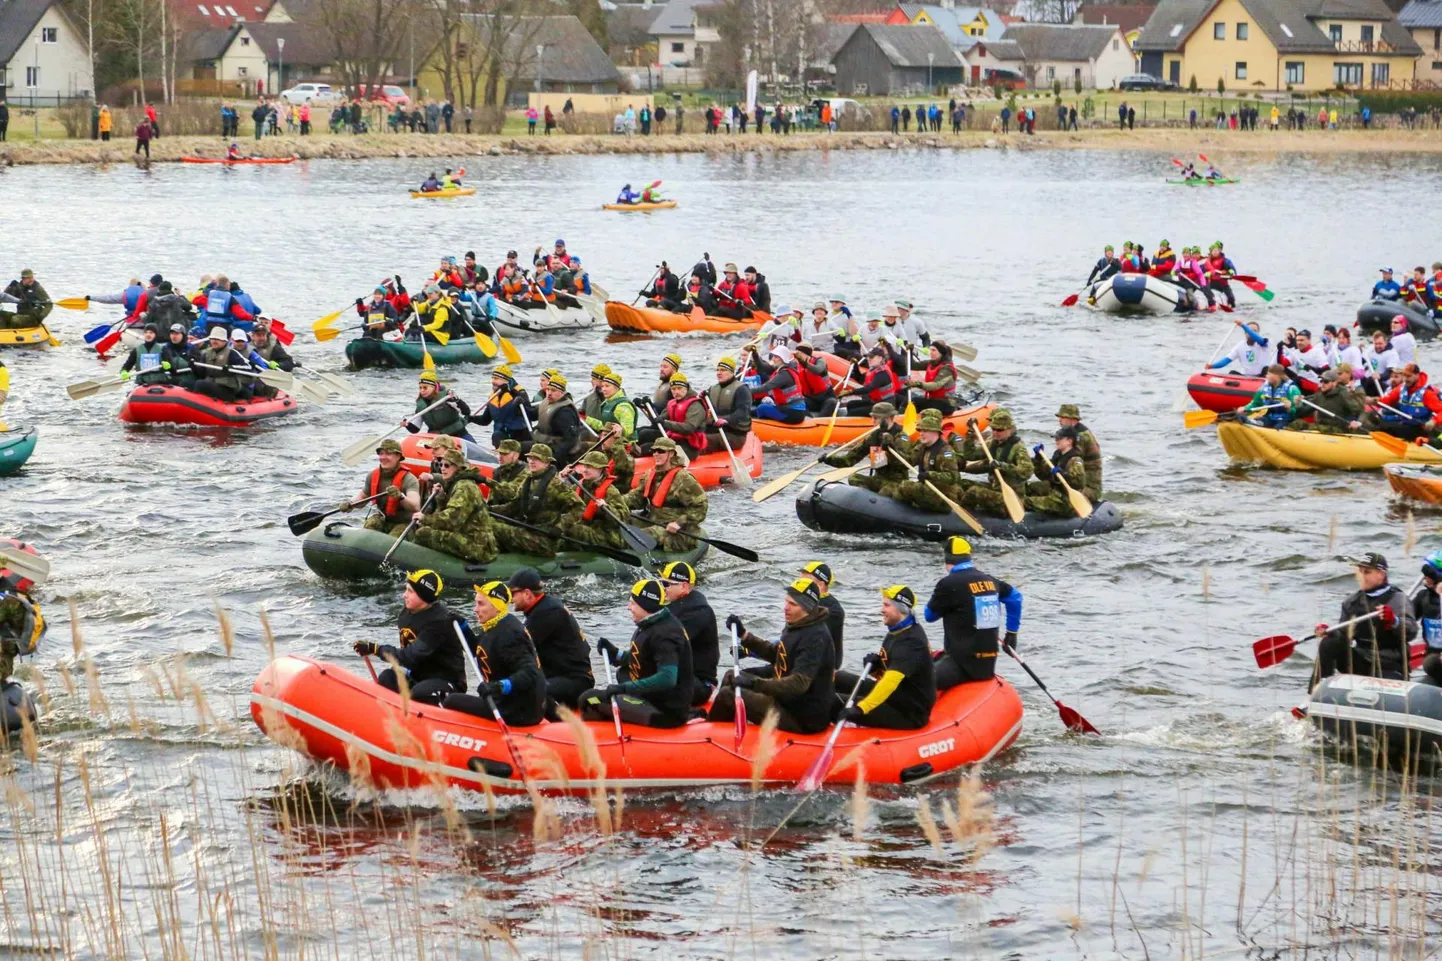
[967,37,1027,82]
[1002,22,1134,87]
[648,0,712,66]
[607,1,660,65]
[417,15,620,107]
[210,22,331,95]
[831,23,967,94]
[886,3,1008,44]
[1072,2,1155,60]
[1137,0,1421,91]
[1398,0,1442,82]
[0,0,94,105]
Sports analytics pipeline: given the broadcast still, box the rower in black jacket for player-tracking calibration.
[1311,552,1417,689]
[924,537,1022,691]
[659,561,719,705]
[834,585,936,729]
[353,570,465,704]
[505,567,593,712]
[443,581,545,726]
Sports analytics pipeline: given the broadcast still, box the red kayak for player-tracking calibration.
[1186,372,1263,412]
[180,156,298,165]
[118,385,298,427]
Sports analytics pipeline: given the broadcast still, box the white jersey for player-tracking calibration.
[1363,345,1400,382]
[755,317,799,349]
[1392,331,1417,365]
[896,312,928,343]
[1223,339,1271,376]
[1283,343,1329,372]
[858,325,886,352]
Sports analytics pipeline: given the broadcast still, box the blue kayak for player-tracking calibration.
[0,427,38,476]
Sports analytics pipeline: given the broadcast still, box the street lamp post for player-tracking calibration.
[277,37,285,97]
[928,51,934,93]
[536,45,545,93]
[33,37,40,137]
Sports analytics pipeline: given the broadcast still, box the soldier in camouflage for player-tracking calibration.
[599,424,636,491]
[1054,403,1102,497]
[617,437,709,552]
[960,408,1032,516]
[889,408,963,511]
[413,448,498,563]
[0,577,44,685]
[486,438,528,505]
[557,451,627,551]
[819,401,910,493]
[493,444,582,557]
[1026,427,1090,516]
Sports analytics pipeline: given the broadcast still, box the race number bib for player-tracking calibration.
[868,447,888,469]
[368,311,386,327]
[1424,618,1442,651]
[974,594,1000,630]
[139,353,161,371]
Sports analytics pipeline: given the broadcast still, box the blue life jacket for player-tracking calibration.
[1253,383,1294,428]
[1398,382,1433,422]
[233,288,260,315]
[122,284,145,315]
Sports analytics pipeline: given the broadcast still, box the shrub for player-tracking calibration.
[557,112,614,135]
[1074,75,1082,94]
[1052,79,1061,97]
[1189,74,1199,92]
[1217,77,1225,94]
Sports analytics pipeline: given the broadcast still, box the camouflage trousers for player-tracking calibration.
[556,515,626,551]
[1023,491,1072,517]
[848,472,903,494]
[891,479,964,513]
[413,524,498,563]
[640,525,697,553]
[364,513,412,537]
[494,523,560,558]
[961,485,1012,516]
[1285,421,1351,435]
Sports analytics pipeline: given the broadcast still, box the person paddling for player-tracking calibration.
[1240,365,1301,428]
[1310,553,1416,690]
[339,438,420,535]
[583,579,694,728]
[404,371,473,440]
[442,581,545,725]
[1373,267,1402,302]
[833,585,935,730]
[925,537,1022,691]
[504,568,593,716]
[657,561,719,707]
[798,561,845,661]
[353,570,465,704]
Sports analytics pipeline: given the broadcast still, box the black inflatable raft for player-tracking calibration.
[794,479,1124,540]
[1356,299,1437,341]
[1309,673,1442,761]
[0,681,38,737]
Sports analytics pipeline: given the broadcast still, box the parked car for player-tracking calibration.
[356,83,411,107]
[982,68,1025,89]
[280,82,340,104]
[1118,73,1179,92]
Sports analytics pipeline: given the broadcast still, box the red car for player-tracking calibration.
[356,84,411,106]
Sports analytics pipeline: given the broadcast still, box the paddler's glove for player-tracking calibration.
[384,486,402,498]
[355,298,364,307]
[161,361,171,370]
[1003,630,1018,650]
[267,361,281,370]
[725,614,745,637]
[838,705,864,723]
[1032,444,1044,456]
[732,672,757,690]
[119,369,131,380]
[353,640,378,657]
[596,636,621,662]
[1379,605,1397,629]
[862,652,883,671]
[338,500,354,511]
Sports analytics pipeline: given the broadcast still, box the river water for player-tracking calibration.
[2,147,1441,959]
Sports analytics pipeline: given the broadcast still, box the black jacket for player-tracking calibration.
[378,601,465,688]
[619,608,694,723]
[1326,582,1417,676]
[742,607,836,734]
[747,273,772,313]
[468,613,544,725]
[856,616,935,729]
[669,589,719,687]
[524,593,593,687]
[818,593,845,662]
[924,564,1017,682]
[1087,256,1120,285]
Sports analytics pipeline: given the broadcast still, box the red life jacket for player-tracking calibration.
[1151,251,1177,274]
[366,467,407,518]
[793,360,831,399]
[923,361,956,400]
[642,466,683,507]
[731,281,754,305]
[580,476,615,521]
[665,394,708,450]
[865,364,900,403]
[766,362,805,407]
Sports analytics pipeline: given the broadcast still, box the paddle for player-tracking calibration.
[297,366,355,397]
[816,462,874,483]
[491,511,643,567]
[341,396,452,466]
[795,671,866,792]
[451,620,536,792]
[54,297,92,311]
[1002,642,1098,734]
[885,446,984,535]
[266,319,296,346]
[1184,403,1285,429]
[599,647,628,763]
[951,342,978,362]
[955,364,982,385]
[752,427,875,503]
[590,282,610,301]
[1060,286,1088,308]
[526,277,565,325]
[559,475,657,555]
[729,625,746,751]
[1034,449,1092,519]
[93,325,129,356]
[701,396,752,488]
[0,545,51,587]
[287,493,385,536]
[1253,610,1384,668]
[378,488,437,569]
[84,320,123,344]
[292,379,329,405]
[311,303,356,334]
[1297,397,1358,431]
[313,324,356,343]
[629,512,759,561]
[65,377,128,401]
[631,268,662,306]
[192,362,293,391]
[1371,431,1413,458]
[969,422,1025,524]
[450,309,498,360]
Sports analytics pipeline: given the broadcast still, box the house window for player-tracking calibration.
[1235,61,1247,79]
[1236,22,1248,40]
[1333,61,1363,85]
[240,36,249,45]
[1112,38,1119,49]
[237,66,248,76]
[1361,24,1373,43]
[1214,22,1226,39]
[1046,65,1055,81]
[1329,24,1342,42]
[1433,60,1442,70]
[1285,61,1304,83]
[25,66,39,87]
[41,27,57,42]
[670,41,683,53]
[198,3,209,13]
[1371,61,1389,85]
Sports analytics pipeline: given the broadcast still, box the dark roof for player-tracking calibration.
[0,0,56,65]
[1135,0,1216,50]
[1139,0,1419,51]
[460,15,621,83]
[974,37,1024,58]
[842,23,966,66]
[1400,0,1442,25]
[811,22,860,61]
[648,0,704,35]
[1001,22,1121,59]
[269,0,319,20]
[1072,3,1157,33]
[607,3,658,48]
[180,25,238,62]
[234,21,332,65]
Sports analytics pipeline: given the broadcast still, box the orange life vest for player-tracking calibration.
[865,364,901,403]
[581,476,615,521]
[665,394,708,450]
[923,361,956,400]
[502,278,526,300]
[641,466,683,508]
[366,467,408,518]
[793,359,831,398]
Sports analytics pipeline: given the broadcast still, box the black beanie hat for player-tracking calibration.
[407,569,443,604]
[630,578,666,614]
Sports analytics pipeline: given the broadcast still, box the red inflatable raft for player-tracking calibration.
[1186,372,1263,412]
[632,432,763,488]
[252,655,1024,796]
[180,156,298,165]
[118,385,298,427]
[0,538,41,592]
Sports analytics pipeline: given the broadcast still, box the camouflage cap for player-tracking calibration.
[376,439,404,454]
[527,443,555,462]
[577,450,610,469]
[989,408,1015,429]
[651,437,679,452]
[917,409,945,432]
[497,439,522,454]
[440,448,469,467]
[1055,403,1081,419]
[869,402,897,418]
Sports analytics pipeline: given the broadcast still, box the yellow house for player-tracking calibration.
[891,5,1007,45]
[1137,0,1422,91]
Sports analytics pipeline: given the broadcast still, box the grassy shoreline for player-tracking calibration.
[4,126,1442,166]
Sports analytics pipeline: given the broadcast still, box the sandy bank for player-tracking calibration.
[3,126,1441,166]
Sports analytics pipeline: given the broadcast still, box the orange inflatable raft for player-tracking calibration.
[1384,463,1442,504]
[631,432,763,487]
[606,302,771,335]
[251,655,1024,795]
[752,401,994,447]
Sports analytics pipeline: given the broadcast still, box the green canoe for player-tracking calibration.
[0,427,38,476]
[345,337,493,370]
[1166,178,1240,186]
[301,521,709,586]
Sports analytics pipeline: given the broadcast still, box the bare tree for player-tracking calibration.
[103,0,161,101]
[304,0,423,93]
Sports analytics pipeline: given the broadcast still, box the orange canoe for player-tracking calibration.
[753,400,994,447]
[1385,463,1442,504]
[251,654,1024,796]
[606,301,771,335]
[632,432,762,488]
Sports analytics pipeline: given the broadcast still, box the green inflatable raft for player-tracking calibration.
[345,337,493,370]
[1166,178,1240,186]
[0,427,38,476]
[301,521,708,585]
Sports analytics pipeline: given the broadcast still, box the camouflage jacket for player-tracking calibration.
[623,465,709,529]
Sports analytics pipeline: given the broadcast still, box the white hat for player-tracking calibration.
[230,329,248,341]
[772,303,792,317]
[207,326,228,340]
[769,344,793,363]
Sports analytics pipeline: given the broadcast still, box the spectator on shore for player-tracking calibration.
[145,101,159,138]
[675,104,684,134]
[563,97,574,115]
[135,117,152,160]
[624,103,636,134]
[1000,104,1010,133]
[545,105,556,135]
[890,105,899,133]
[442,99,454,133]
[526,105,538,135]
[464,104,473,133]
[1127,105,1135,129]
[902,104,910,131]
[640,103,651,135]
[298,101,311,135]
[99,104,112,141]
[426,100,441,133]
[1117,101,1126,129]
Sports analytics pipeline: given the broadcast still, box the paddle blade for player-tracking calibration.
[1411,641,1425,671]
[1061,293,1080,307]
[690,305,704,323]
[618,523,658,556]
[315,371,354,396]
[1184,409,1220,429]
[473,331,497,359]
[753,461,815,503]
[83,322,116,344]
[311,307,346,333]
[94,327,124,356]
[999,479,1025,524]
[0,546,50,586]
[951,342,978,362]
[314,325,342,342]
[269,321,296,346]
[499,335,521,364]
[55,297,91,310]
[796,745,834,792]
[1057,702,1100,735]
[902,401,918,436]
[1370,431,1411,458]
[422,348,436,372]
[734,690,747,751]
[818,462,869,483]
[1066,486,1094,519]
[66,377,127,400]
[819,407,842,448]
[431,330,450,346]
[342,433,386,467]
[296,380,328,404]
[287,511,327,536]
[1253,634,1297,669]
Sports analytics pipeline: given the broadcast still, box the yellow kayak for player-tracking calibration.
[1217,422,1442,470]
[0,324,57,349]
[410,187,476,199]
[602,200,677,211]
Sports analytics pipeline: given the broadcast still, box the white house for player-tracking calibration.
[214,21,330,95]
[0,0,94,106]
[1000,22,1134,88]
[648,0,711,66]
